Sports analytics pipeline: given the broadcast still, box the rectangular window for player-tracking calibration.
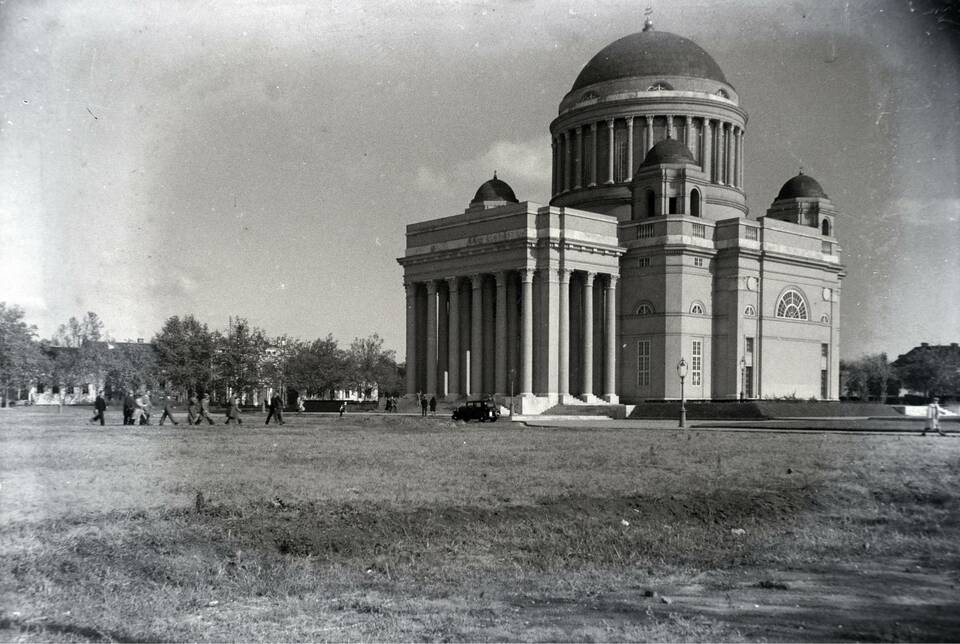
[744,366,754,398]
[668,196,679,214]
[821,343,829,358]
[637,256,650,268]
[821,369,829,399]
[692,223,706,238]
[745,337,754,354]
[694,257,704,267]
[637,339,651,388]
[691,339,703,387]
[745,227,758,241]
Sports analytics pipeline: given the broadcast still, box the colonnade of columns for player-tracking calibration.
[551,115,744,195]
[404,268,619,403]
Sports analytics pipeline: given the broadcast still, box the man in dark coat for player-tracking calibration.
[420,395,428,417]
[158,395,179,425]
[90,391,107,425]
[265,393,284,425]
[225,396,242,424]
[429,396,437,416]
[122,390,135,425]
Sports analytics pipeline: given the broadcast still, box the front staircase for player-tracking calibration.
[542,403,627,419]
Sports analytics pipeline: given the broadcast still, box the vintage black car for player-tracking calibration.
[452,399,500,422]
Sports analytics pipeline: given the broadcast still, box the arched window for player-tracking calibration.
[821,219,830,236]
[646,189,656,217]
[690,302,705,315]
[690,188,701,217]
[716,88,729,98]
[744,305,756,317]
[637,302,655,316]
[776,289,808,320]
[647,81,673,91]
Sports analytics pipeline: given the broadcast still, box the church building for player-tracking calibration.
[398,19,845,414]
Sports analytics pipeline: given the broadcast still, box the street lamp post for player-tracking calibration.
[740,356,746,402]
[677,358,688,428]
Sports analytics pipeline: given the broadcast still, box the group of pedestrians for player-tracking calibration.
[417,393,437,416]
[89,391,260,426]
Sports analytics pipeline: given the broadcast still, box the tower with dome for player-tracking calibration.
[398,19,844,413]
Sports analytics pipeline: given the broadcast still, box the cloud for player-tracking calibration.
[416,137,552,204]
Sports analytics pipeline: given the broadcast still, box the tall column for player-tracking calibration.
[572,126,582,189]
[437,284,449,396]
[606,119,615,184]
[703,119,713,181]
[446,277,460,397]
[520,268,534,395]
[562,132,571,192]
[506,275,518,393]
[645,115,654,152]
[685,115,694,157]
[625,116,634,182]
[666,114,674,139]
[738,129,745,188]
[558,268,571,399]
[582,272,595,399]
[589,122,598,187]
[723,123,731,185]
[469,274,483,396]
[551,137,558,196]
[404,280,418,395]
[495,271,508,394]
[425,281,438,396]
[604,275,618,403]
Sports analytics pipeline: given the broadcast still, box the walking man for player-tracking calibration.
[923,397,947,436]
[187,394,200,425]
[122,390,136,425]
[429,395,437,416]
[420,395,428,417]
[90,391,107,425]
[195,393,216,425]
[158,395,179,425]
[265,393,284,425]
[225,396,242,425]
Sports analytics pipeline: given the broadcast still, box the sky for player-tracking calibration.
[1,0,958,361]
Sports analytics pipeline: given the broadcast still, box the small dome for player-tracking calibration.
[776,172,828,200]
[639,138,697,168]
[470,173,518,207]
[572,28,728,92]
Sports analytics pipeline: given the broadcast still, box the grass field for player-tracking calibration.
[2,407,959,641]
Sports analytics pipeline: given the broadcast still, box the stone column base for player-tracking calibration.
[580,393,604,404]
[603,394,619,404]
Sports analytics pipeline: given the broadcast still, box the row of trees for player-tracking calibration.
[840,348,960,402]
[0,303,404,405]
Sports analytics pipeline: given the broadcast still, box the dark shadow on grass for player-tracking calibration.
[0,616,158,643]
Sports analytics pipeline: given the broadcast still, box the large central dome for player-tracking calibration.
[571,28,728,91]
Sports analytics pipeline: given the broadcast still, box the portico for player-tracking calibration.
[398,186,624,414]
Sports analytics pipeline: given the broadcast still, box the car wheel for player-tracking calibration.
[452,412,459,421]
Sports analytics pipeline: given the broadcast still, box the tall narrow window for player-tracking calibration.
[821,219,830,236]
[690,188,701,217]
[744,366,754,397]
[646,190,656,217]
[692,339,703,387]
[637,339,651,387]
[668,196,678,214]
[821,369,829,399]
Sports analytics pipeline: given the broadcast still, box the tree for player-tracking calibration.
[52,312,104,347]
[102,343,159,395]
[153,315,216,396]
[840,353,899,401]
[284,335,347,398]
[0,303,50,406]
[346,334,400,399]
[215,317,268,399]
[893,343,960,399]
